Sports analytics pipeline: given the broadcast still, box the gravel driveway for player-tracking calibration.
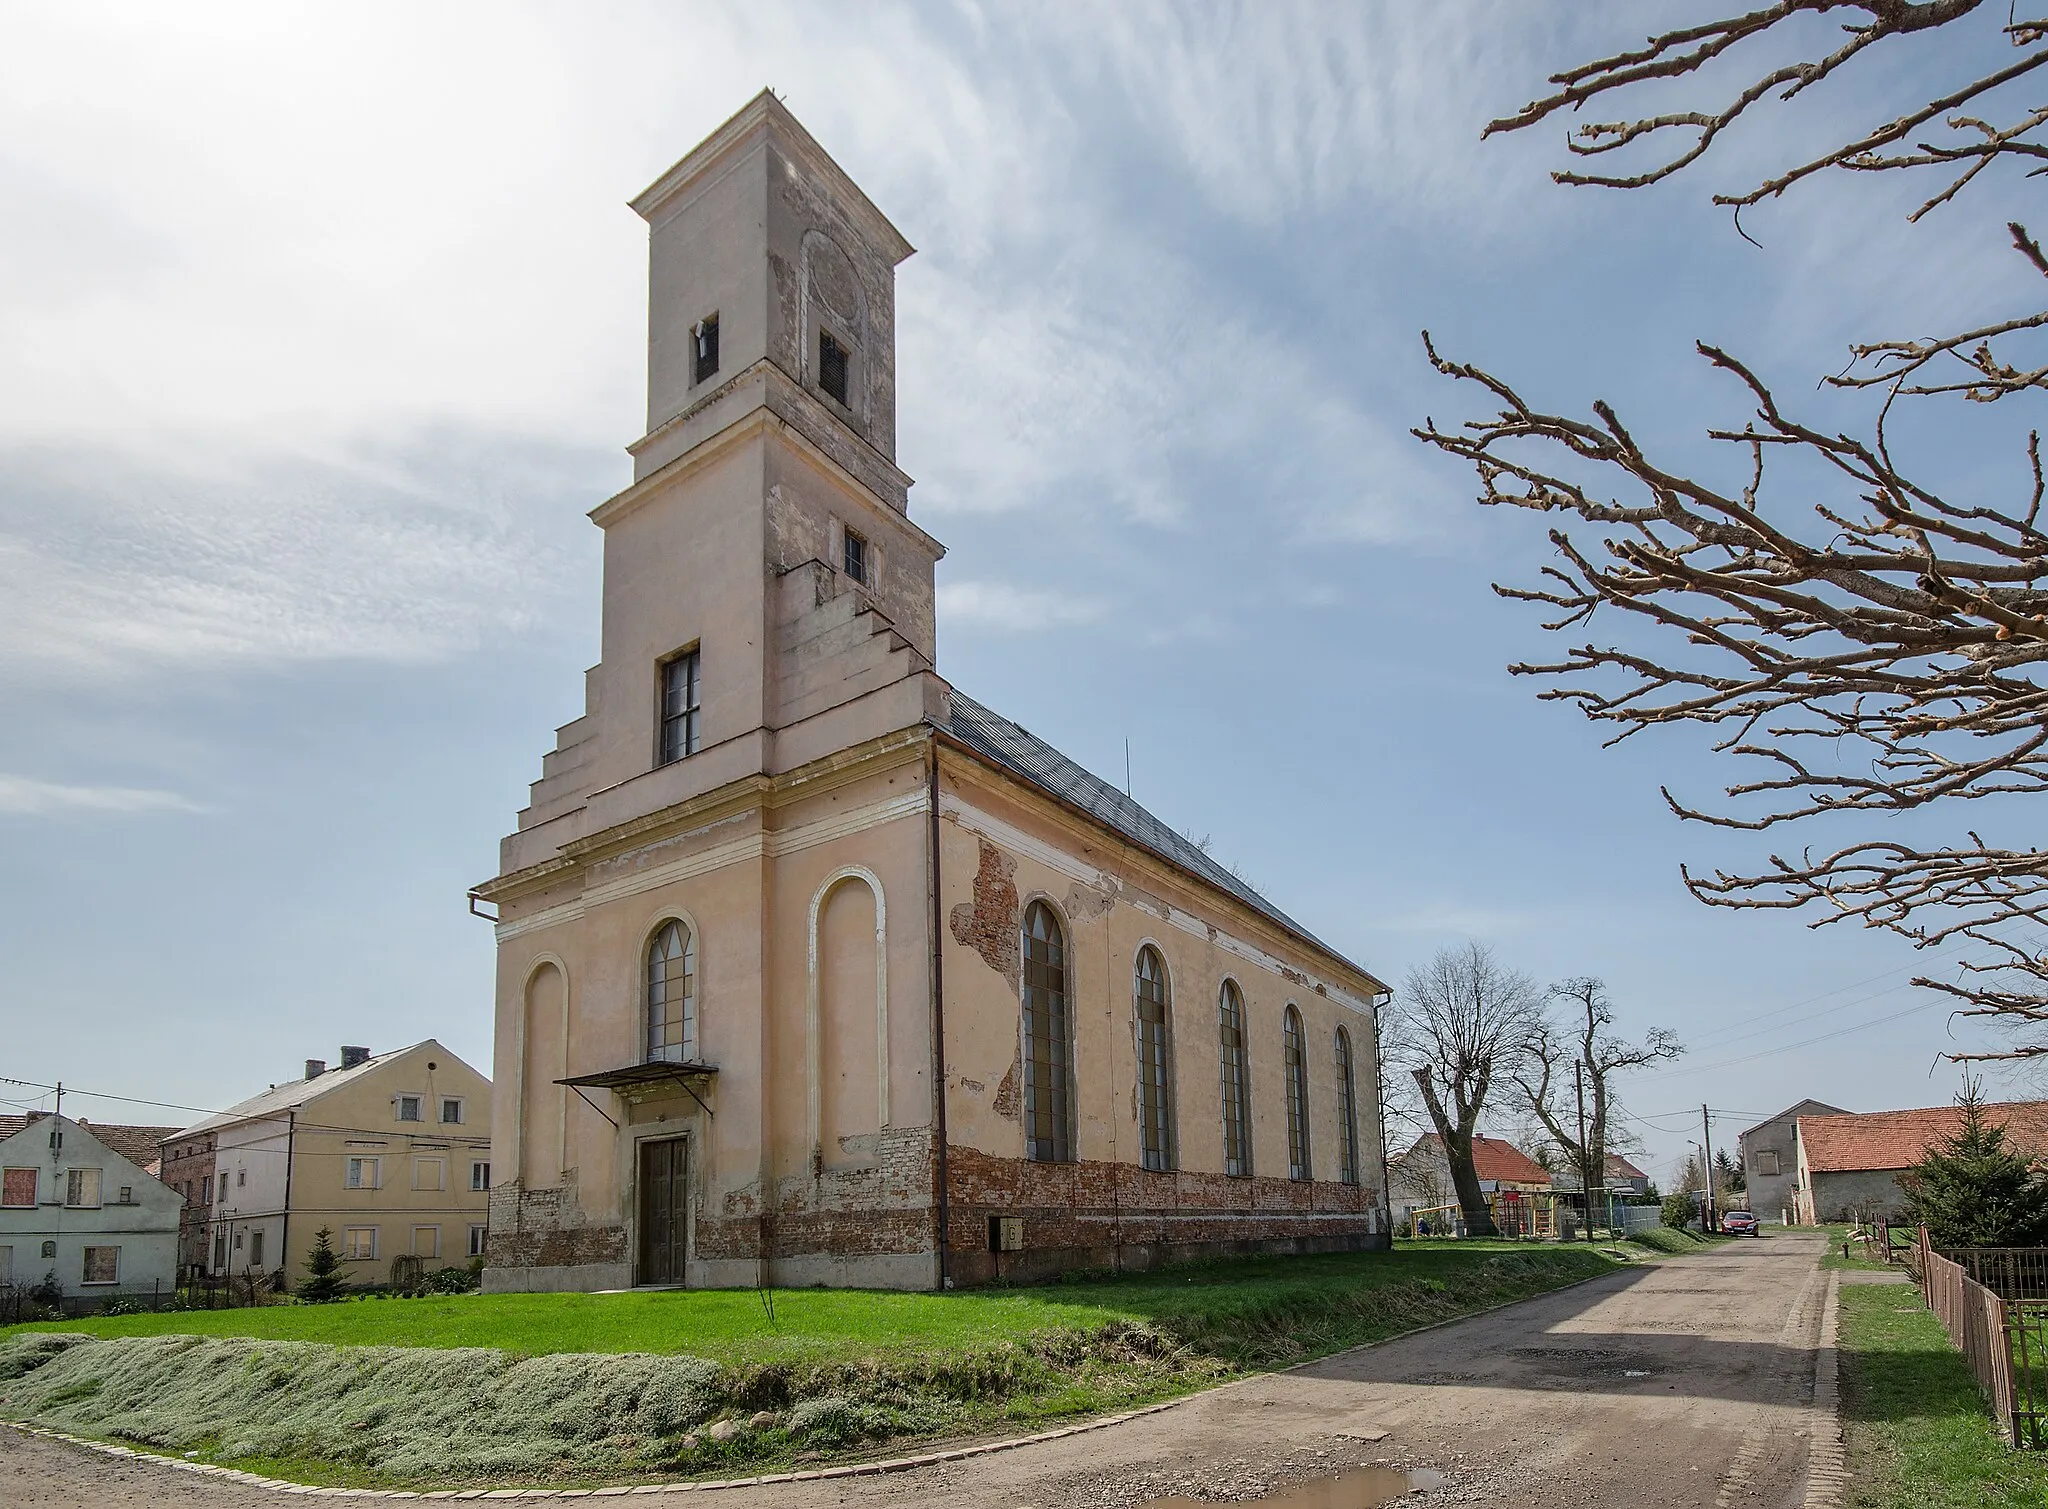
[2,1230,1837,1508]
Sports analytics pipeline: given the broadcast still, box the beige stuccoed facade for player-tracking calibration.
[476,92,1392,1293]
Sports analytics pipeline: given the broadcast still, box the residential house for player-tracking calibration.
[1390,1133,1553,1234]
[1738,1099,1848,1224]
[159,1130,218,1273]
[475,93,1392,1293]
[0,1114,182,1301]
[168,1041,493,1287]
[1550,1151,1653,1198]
[1792,1100,2048,1224]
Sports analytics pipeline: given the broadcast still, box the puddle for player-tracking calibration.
[1143,1466,1445,1508]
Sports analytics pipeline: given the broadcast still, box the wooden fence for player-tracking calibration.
[1918,1228,2048,1448]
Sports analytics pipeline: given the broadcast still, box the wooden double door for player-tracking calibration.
[637,1137,688,1285]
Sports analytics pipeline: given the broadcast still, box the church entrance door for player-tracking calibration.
[637,1137,688,1285]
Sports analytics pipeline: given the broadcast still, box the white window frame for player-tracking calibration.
[66,1167,103,1209]
[343,1226,379,1260]
[468,1224,488,1257]
[438,1095,464,1126]
[471,1160,491,1192]
[346,1156,381,1191]
[413,1157,446,1192]
[80,1245,120,1286]
[395,1094,423,1123]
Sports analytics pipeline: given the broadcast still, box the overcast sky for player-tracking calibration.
[4,2,2039,1188]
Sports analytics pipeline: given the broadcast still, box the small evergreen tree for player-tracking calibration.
[299,1227,346,1302]
[1902,1082,2048,1249]
[1714,1148,1745,1196]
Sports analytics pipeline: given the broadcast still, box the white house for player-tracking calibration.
[0,1114,182,1301]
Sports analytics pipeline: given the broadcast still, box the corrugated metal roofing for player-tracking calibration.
[944,691,1354,971]
[176,1045,413,1136]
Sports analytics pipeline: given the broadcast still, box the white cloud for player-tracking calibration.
[0,774,202,816]
[936,581,1104,631]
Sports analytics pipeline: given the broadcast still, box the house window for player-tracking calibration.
[396,1094,423,1123]
[692,312,720,384]
[1,1168,35,1207]
[472,1160,491,1192]
[842,526,868,585]
[1754,1150,1780,1176]
[42,1240,56,1259]
[346,1157,381,1190]
[81,1246,119,1285]
[1021,901,1073,1163]
[439,1096,464,1125]
[212,1233,226,1269]
[1135,947,1175,1172]
[413,1226,441,1260]
[202,1175,212,1206]
[414,1158,446,1192]
[646,918,698,1063]
[234,1230,244,1249]
[819,329,850,406]
[659,649,701,765]
[1218,981,1252,1177]
[118,1186,133,1204]
[236,1168,246,1186]
[469,1224,488,1257]
[1335,1025,1360,1187]
[1283,1007,1311,1181]
[251,1230,265,1268]
[344,1227,379,1260]
[217,1171,228,1201]
[66,1168,102,1208]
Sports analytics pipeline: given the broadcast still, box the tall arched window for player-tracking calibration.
[646,920,697,1064]
[1283,1006,1311,1182]
[1021,902,1073,1162]
[1218,981,1252,1177]
[1334,1025,1360,1187]
[1135,947,1175,1171]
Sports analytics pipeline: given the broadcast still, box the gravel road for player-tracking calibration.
[1,1230,1836,1509]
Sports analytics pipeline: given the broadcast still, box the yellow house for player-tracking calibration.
[169,1040,492,1287]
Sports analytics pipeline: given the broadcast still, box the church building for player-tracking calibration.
[477,92,1393,1292]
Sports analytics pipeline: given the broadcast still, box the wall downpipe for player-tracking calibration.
[927,734,951,1288]
[280,1110,296,1284]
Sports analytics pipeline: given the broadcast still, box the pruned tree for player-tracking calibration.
[1516,977,1683,1230]
[1386,941,1543,1237]
[1417,3,2048,1056]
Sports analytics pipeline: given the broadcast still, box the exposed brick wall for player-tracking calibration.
[944,1145,1381,1285]
[485,1182,627,1269]
[949,838,1019,984]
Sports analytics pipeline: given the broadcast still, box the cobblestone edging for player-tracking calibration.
[1804,1269,1847,1509]
[0,1256,1635,1500]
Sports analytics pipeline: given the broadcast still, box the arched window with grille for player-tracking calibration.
[1218,980,1252,1177]
[1135,947,1175,1171]
[1283,1005,1311,1181]
[646,920,697,1064]
[1334,1025,1360,1186]
[1021,901,1073,1162]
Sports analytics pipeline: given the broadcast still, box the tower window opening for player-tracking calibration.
[843,527,868,584]
[819,330,850,407]
[660,648,701,765]
[692,314,720,385]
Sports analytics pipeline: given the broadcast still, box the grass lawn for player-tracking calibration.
[0,1242,1620,1488]
[2,1241,1608,1370]
[1822,1223,1906,1273]
[1838,1282,2048,1508]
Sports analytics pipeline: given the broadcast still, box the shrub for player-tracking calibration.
[1660,1193,1697,1231]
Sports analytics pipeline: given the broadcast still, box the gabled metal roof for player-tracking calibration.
[944,691,1356,972]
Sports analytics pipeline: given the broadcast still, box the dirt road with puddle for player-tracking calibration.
[3,1230,1838,1509]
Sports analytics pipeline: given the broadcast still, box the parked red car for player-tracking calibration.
[1721,1210,1759,1236]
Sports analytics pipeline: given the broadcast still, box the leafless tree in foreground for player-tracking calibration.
[1387,942,1544,1236]
[1516,978,1683,1224]
[1417,2,2048,1055]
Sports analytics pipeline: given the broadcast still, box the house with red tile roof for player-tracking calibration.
[1792,1100,2048,1223]
[1390,1133,1554,1232]
[0,1115,181,1178]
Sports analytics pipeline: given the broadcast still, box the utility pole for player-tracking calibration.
[1701,1104,1718,1233]
[1574,1062,1591,1241]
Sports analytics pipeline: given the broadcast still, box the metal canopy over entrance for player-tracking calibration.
[554,1061,718,1126]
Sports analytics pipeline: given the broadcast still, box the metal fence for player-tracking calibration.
[0,1273,280,1324]
[1918,1230,2048,1448]
[1947,1246,2048,1301]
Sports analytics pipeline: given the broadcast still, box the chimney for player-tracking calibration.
[304,1059,327,1080]
[339,1046,370,1070]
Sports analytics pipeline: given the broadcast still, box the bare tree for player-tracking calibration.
[1386,942,1543,1236]
[1516,978,1683,1230]
[1418,4,2048,1055]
